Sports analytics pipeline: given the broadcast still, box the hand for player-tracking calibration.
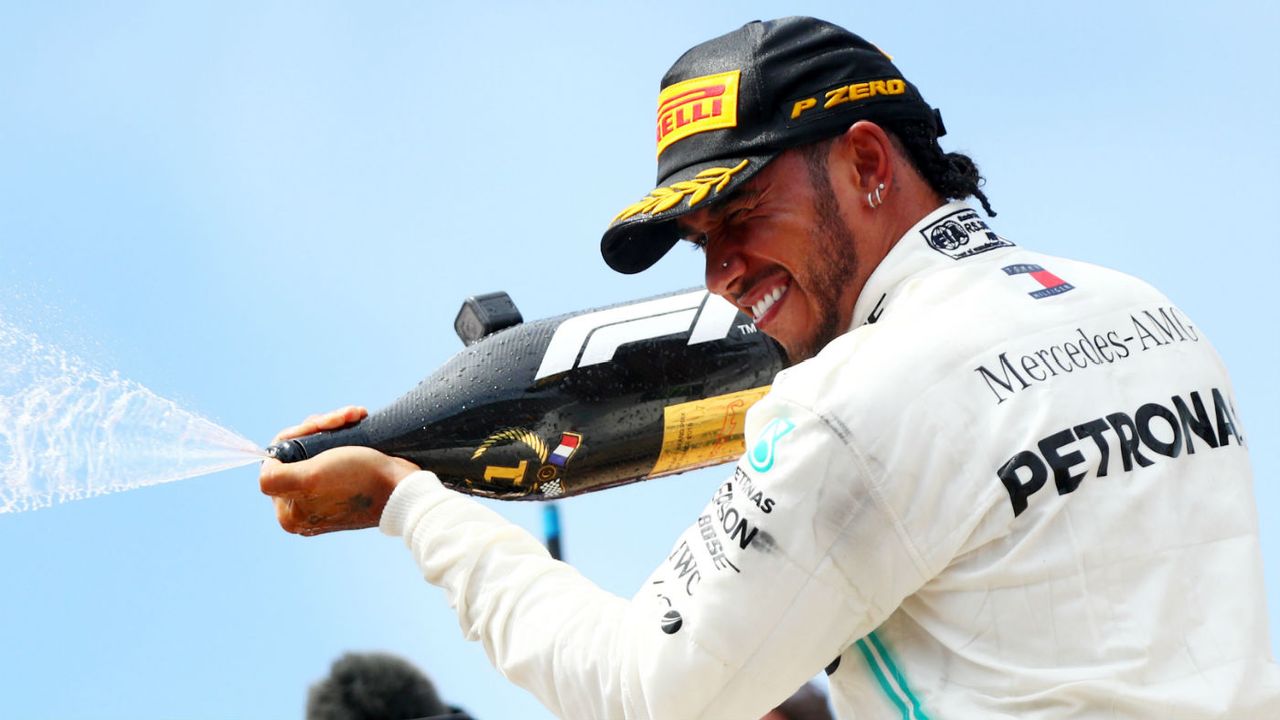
[260,406,422,536]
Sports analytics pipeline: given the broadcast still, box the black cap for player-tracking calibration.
[601,16,943,274]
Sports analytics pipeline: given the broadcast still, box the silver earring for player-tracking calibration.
[867,182,886,209]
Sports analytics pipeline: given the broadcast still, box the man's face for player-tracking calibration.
[679,146,860,362]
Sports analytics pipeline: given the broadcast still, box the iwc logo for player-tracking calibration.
[921,208,1012,260]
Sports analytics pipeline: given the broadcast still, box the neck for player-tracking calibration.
[871,175,945,262]
[836,177,942,320]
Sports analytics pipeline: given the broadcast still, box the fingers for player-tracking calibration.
[271,495,331,536]
[260,446,415,537]
[272,496,297,530]
[272,405,368,443]
[268,487,369,536]
[263,466,323,535]
[330,405,369,426]
[259,457,303,496]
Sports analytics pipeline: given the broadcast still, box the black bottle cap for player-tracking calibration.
[454,291,523,346]
[266,439,307,463]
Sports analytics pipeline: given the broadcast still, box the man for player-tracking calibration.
[262,17,1280,718]
[307,652,475,720]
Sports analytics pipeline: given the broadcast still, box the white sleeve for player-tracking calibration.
[381,399,931,720]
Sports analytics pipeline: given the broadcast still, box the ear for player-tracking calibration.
[832,120,895,194]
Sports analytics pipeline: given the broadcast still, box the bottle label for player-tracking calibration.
[650,386,771,478]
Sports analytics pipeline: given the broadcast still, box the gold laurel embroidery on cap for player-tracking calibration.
[612,159,750,223]
[472,428,549,463]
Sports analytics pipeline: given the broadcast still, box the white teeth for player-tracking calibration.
[751,284,787,322]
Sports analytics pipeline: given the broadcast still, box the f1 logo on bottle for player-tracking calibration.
[534,290,742,381]
[749,417,795,472]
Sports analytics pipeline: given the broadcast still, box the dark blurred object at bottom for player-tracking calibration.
[763,681,834,720]
[307,652,475,720]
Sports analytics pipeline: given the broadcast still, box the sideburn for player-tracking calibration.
[791,142,859,361]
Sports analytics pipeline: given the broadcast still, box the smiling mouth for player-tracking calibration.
[749,281,790,324]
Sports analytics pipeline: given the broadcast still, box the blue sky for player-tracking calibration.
[1,2,1276,718]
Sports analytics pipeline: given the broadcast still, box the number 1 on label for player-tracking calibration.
[484,460,529,485]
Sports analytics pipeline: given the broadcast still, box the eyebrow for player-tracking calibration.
[676,187,762,238]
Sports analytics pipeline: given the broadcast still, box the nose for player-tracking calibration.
[704,243,744,298]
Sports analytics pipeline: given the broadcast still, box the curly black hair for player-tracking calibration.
[882,118,996,217]
[306,652,451,720]
[799,119,996,217]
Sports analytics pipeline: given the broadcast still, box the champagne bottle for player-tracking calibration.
[266,288,786,500]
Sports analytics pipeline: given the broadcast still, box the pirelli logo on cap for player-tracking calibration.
[656,70,740,157]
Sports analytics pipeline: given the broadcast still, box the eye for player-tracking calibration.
[685,232,708,252]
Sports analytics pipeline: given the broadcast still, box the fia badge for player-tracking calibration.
[920,208,1012,260]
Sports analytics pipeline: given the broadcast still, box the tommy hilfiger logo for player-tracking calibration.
[1003,263,1074,299]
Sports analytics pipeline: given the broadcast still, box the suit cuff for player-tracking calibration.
[379,470,445,538]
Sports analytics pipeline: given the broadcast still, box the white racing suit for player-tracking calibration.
[380,202,1280,718]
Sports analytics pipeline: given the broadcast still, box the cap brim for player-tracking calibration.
[600,154,773,274]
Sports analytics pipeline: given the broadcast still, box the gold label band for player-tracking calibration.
[650,385,770,477]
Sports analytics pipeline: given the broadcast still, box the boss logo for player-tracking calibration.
[534,290,742,381]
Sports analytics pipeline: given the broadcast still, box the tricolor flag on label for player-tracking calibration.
[549,432,582,467]
[1002,263,1074,299]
